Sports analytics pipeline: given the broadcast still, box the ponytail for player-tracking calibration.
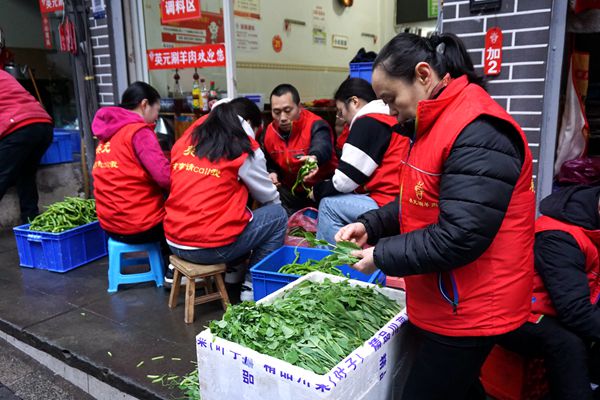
[192,102,253,162]
[374,32,483,87]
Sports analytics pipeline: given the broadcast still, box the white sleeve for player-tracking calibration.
[239,148,281,205]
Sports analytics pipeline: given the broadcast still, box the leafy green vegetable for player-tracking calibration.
[210,279,401,375]
[291,158,318,195]
[147,363,201,400]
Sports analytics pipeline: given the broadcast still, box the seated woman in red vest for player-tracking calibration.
[92,82,170,275]
[337,33,535,399]
[499,185,600,400]
[312,78,410,244]
[263,84,338,215]
[164,102,287,303]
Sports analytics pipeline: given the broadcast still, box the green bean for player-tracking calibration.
[29,197,97,233]
[291,158,318,196]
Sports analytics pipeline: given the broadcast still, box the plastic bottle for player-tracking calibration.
[201,78,209,112]
[192,69,201,115]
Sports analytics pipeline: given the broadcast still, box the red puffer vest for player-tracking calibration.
[530,216,600,321]
[399,75,535,337]
[263,108,338,190]
[352,113,409,206]
[164,129,259,248]
[93,123,165,234]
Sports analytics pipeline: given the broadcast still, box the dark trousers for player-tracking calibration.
[105,223,171,273]
[0,123,53,223]
[499,317,594,400]
[277,185,317,216]
[400,322,495,400]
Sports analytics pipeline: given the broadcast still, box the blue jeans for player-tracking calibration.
[169,203,287,281]
[317,194,379,245]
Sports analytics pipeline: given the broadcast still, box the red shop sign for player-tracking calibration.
[484,27,503,76]
[146,44,226,70]
[161,0,202,24]
[42,14,53,49]
[39,0,64,13]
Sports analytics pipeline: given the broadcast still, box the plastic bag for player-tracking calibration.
[557,156,600,185]
[284,207,318,247]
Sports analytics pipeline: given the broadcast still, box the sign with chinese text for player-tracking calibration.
[39,0,64,13]
[234,0,261,20]
[161,11,223,45]
[427,0,438,19]
[484,27,502,76]
[235,20,259,52]
[332,34,348,49]
[147,44,226,70]
[41,14,53,48]
[161,0,202,24]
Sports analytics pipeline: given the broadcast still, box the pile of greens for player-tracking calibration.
[278,240,361,277]
[210,278,401,374]
[29,197,97,233]
[291,158,318,195]
[149,368,200,400]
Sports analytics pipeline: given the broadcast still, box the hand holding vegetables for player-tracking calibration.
[349,246,378,275]
[335,222,369,247]
[291,157,318,195]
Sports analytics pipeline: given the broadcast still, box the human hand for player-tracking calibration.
[298,155,319,182]
[335,222,368,247]
[350,247,378,275]
[269,172,280,187]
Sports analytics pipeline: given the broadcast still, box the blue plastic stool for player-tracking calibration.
[107,239,165,293]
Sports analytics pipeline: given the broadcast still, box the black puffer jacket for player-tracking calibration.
[534,185,600,340]
[357,115,525,276]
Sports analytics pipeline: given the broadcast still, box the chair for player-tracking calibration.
[107,238,165,293]
[168,255,229,324]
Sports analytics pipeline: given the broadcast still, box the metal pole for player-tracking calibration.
[222,0,237,98]
[536,0,568,210]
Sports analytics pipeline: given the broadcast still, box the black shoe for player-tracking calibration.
[163,264,174,289]
[225,282,242,305]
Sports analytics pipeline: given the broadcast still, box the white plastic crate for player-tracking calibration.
[196,271,409,400]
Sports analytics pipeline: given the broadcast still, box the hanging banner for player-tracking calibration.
[39,0,64,13]
[161,11,223,45]
[161,0,202,24]
[147,43,226,70]
[41,14,53,49]
[484,27,503,76]
[234,0,261,20]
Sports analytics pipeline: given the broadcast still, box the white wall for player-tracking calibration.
[141,0,402,102]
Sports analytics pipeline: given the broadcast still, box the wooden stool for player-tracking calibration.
[168,255,230,324]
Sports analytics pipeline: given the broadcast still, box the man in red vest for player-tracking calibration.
[500,185,600,400]
[262,84,337,214]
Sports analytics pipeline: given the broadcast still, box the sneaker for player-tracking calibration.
[240,280,254,302]
[164,264,205,289]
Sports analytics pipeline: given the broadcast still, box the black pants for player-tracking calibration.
[499,317,594,400]
[277,185,317,216]
[105,223,171,273]
[0,123,53,224]
[400,323,495,400]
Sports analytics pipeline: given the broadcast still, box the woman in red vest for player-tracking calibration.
[92,82,170,275]
[312,77,410,244]
[500,185,600,400]
[164,102,287,303]
[337,33,535,399]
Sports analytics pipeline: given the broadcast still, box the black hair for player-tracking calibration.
[229,97,262,130]
[374,32,483,87]
[119,81,161,109]
[334,78,377,103]
[192,102,253,162]
[270,83,300,105]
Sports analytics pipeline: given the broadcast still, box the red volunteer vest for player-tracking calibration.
[351,113,409,206]
[164,129,259,248]
[399,76,535,336]
[263,108,338,190]
[530,216,600,320]
[336,124,350,151]
[92,123,165,234]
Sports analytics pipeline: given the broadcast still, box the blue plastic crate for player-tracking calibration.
[13,221,108,273]
[40,131,73,165]
[250,246,386,301]
[54,128,81,154]
[349,62,374,83]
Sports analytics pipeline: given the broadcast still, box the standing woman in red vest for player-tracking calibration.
[337,33,535,399]
[164,102,287,303]
[92,82,171,275]
[312,77,410,244]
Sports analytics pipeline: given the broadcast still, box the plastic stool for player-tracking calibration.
[107,238,165,293]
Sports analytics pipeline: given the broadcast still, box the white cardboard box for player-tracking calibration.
[196,271,409,400]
